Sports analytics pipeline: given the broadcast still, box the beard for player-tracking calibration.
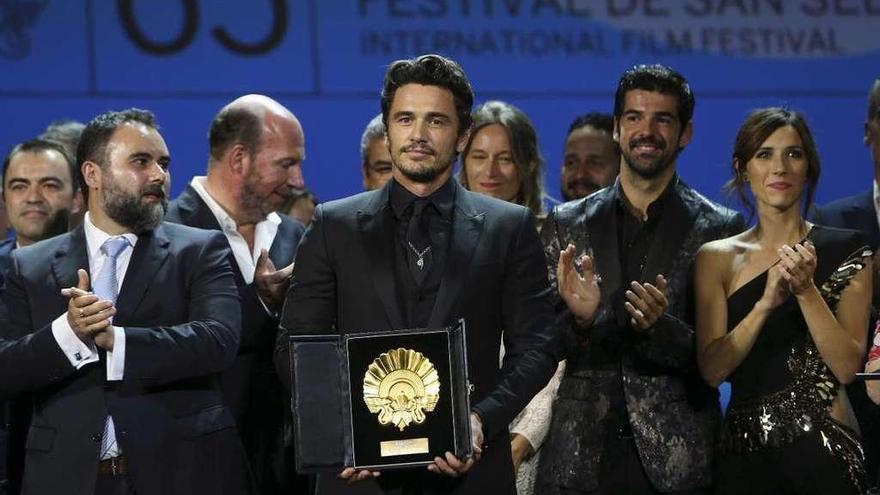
[240,170,291,222]
[563,179,601,201]
[393,144,456,184]
[102,174,166,233]
[621,136,680,180]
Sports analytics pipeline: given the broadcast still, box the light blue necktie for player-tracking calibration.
[94,236,129,460]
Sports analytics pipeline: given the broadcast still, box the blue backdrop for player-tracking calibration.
[2,0,878,208]
[3,0,880,412]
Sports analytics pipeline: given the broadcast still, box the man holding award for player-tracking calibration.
[275,54,560,494]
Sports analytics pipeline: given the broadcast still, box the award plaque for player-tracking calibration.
[289,320,472,472]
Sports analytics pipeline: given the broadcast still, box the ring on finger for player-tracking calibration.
[79,309,85,318]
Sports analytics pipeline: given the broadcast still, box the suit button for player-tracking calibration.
[91,434,102,443]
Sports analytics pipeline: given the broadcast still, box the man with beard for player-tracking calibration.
[166,94,307,494]
[559,113,620,201]
[0,138,83,495]
[536,65,744,494]
[0,108,245,495]
[275,54,559,494]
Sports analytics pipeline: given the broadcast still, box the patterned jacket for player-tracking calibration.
[536,177,745,493]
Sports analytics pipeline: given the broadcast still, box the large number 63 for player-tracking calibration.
[117,0,287,56]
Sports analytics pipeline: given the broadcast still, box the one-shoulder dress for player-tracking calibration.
[717,226,873,495]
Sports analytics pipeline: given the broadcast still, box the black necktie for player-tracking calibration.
[406,199,433,285]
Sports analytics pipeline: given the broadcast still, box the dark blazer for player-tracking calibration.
[166,184,306,493]
[0,238,12,495]
[275,179,560,494]
[813,189,880,249]
[0,222,244,495]
[537,178,745,493]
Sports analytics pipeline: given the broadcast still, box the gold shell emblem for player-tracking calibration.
[363,348,440,431]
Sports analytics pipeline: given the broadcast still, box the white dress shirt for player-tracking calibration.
[50,211,137,381]
[190,176,281,284]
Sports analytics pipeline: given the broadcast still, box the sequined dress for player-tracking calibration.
[720,226,872,495]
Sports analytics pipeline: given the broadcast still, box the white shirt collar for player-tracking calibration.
[82,211,138,263]
[189,176,282,232]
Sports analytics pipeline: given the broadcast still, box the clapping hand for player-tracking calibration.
[61,269,116,349]
[557,244,601,326]
[777,241,817,295]
[255,249,294,313]
[624,275,668,330]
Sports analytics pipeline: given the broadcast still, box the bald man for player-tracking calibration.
[166,94,308,493]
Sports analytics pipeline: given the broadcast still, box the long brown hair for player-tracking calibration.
[459,100,545,216]
[725,107,820,220]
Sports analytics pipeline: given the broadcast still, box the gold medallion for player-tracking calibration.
[363,348,440,431]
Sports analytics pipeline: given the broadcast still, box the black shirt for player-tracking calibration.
[606,177,676,436]
[388,178,455,328]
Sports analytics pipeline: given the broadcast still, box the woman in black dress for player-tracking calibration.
[695,107,873,494]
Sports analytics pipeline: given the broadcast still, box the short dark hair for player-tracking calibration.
[380,54,474,137]
[208,106,262,162]
[567,112,614,137]
[613,64,695,127]
[725,107,821,220]
[77,108,158,201]
[459,100,545,216]
[868,78,880,122]
[2,139,77,192]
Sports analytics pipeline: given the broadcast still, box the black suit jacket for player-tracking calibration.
[537,178,745,493]
[166,184,305,493]
[275,179,560,494]
[0,222,244,495]
[0,238,12,495]
[814,189,880,248]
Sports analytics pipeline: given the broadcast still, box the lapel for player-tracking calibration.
[114,224,171,323]
[358,182,405,329]
[428,183,485,327]
[641,178,696,281]
[172,184,223,232]
[585,184,622,294]
[51,227,90,292]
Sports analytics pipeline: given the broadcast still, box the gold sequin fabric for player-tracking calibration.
[723,245,872,493]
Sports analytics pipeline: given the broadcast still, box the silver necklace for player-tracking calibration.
[407,242,432,270]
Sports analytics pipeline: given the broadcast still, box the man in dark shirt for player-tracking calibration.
[537,65,745,494]
[275,53,559,494]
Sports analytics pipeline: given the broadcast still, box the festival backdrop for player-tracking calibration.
[2,1,879,407]
[2,0,878,208]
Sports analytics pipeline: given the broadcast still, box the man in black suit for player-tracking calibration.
[537,65,744,494]
[0,108,244,495]
[275,54,560,494]
[166,94,307,494]
[813,77,880,490]
[0,138,84,495]
[815,78,880,248]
